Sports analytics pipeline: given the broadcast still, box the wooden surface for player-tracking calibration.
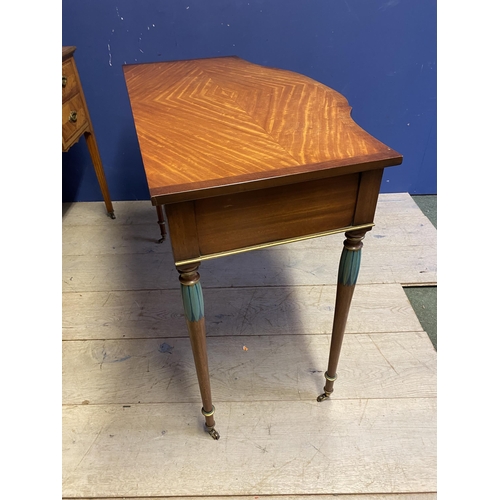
[194,173,359,255]
[62,193,436,498]
[123,57,402,204]
[63,331,436,404]
[62,45,76,61]
[75,496,436,500]
[62,283,422,340]
[63,399,435,497]
[62,51,90,152]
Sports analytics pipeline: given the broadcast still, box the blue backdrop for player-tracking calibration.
[62,0,436,202]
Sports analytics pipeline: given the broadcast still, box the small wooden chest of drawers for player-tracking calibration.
[62,46,114,218]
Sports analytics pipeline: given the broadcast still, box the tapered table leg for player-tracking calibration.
[84,131,115,219]
[156,206,167,243]
[317,229,367,402]
[177,264,220,440]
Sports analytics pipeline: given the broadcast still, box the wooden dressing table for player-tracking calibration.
[62,46,115,219]
[123,56,402,439]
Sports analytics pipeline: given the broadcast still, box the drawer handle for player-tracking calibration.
[62,76,67,88]
[69,111,78,123]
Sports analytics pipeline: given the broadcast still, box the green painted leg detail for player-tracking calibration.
[181,281,205,322]
[338,247,362,286]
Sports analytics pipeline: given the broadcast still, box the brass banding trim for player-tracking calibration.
[324,372,338,382]
[174,223,374,267]
[201,405,215,417]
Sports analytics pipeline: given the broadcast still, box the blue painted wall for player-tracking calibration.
[62,0,436,202]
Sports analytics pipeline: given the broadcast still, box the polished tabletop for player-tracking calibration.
[123,56,402,205]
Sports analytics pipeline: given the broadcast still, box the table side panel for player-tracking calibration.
[194,174,359,256]
[353,169,384,226]
[165,202,201,264]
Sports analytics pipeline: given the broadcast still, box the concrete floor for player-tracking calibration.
[405,195,437,350]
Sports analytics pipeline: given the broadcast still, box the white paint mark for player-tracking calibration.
[139,49,144,53]
[152,24,155,27]
[186,5,190,9]
[379,0,400,10]
[407,123,410,126]
[343,0,360,22]
[107,43,112,66]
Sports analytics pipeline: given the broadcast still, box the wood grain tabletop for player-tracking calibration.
[123,56,402,204]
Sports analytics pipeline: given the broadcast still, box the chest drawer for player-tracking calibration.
[62,58,79,102]
[62,93,88,150]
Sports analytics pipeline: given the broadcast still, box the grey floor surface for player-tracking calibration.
[405,195,437,350]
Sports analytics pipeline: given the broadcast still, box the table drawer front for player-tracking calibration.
[195,174,360,255]
[62,59,79,102]
[62,93,88,148]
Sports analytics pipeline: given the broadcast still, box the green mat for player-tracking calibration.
[404,195,437,350]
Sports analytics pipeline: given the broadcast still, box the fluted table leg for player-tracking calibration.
[317,229,368,402]
[177,264,220,440]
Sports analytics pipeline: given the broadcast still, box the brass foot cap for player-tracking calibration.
[317,392,330,402]
[208,428,220,440]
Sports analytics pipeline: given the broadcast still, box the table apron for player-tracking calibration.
[166,170,383,266]
[173,222,374,267]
